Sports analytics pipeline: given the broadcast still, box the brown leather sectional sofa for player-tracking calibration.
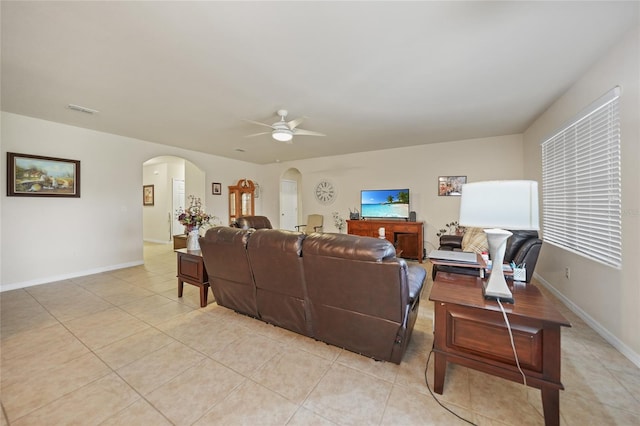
[199,226,426,364]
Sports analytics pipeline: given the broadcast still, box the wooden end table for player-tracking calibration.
[429,272,571,426]
[175,248,210,307]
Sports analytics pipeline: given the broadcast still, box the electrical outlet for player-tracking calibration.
[565,267,570,279]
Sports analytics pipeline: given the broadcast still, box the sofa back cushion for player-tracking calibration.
[232,216,273,230]
[199,227,258,317]
[504,230,539,262]
[247,229,310,335]
[302,233,410,360]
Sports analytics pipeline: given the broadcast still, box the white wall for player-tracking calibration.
[1,112,260,290]
[258,134,524,252]
[523,26,640,365]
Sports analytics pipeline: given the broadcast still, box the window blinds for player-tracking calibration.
[541,86,621,268]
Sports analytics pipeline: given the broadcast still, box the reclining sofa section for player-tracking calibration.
[199,227,426,364]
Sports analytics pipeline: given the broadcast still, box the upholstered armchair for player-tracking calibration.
[432,229,542,283]
[295,214,323,234]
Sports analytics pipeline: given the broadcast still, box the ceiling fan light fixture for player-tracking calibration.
[272,128,293,142]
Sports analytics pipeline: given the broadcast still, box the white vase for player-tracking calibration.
[187,228,200,251]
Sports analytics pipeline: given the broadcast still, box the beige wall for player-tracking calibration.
[523,26,640,364]
[1,112,260,290]
[258,134,524,252]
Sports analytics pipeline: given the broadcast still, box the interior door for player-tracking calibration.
[280,179,298,231]
[172,179,185,236]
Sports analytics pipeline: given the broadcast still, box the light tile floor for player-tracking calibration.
[1,243,639,425]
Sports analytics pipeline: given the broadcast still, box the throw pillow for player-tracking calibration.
[461,227,489,254]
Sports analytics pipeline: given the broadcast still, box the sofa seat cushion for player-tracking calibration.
[407,266,426,303]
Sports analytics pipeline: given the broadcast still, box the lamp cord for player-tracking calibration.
[424,346,477,426]
[496,299,533,408]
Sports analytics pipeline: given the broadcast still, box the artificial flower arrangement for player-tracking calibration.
[176,195,212,232]
[332,211,345,233]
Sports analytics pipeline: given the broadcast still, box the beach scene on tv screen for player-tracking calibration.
[361,189,410,218]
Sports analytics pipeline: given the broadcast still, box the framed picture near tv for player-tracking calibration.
[361,188,410,219]
[438,176,466,196]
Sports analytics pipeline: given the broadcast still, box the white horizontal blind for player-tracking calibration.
[541,87,621,268]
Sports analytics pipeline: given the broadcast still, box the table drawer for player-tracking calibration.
[444,304,543,372]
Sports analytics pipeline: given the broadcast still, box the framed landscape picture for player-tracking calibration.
[7,152,80,197]
[143,185,154,206]
[438,176,466,196]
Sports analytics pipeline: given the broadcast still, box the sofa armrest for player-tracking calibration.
[407,265,426,304]
[512,238,542,282]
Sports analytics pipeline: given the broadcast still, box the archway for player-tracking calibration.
[142,156,205,243]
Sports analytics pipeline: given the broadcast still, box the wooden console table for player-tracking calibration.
[347,220,424,262]
[175,248,210,307]
[429,273,570,426]
[173,234,187,250]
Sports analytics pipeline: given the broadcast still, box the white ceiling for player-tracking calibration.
[2,1,638,164]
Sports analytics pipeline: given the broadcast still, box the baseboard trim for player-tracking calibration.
[0,260,144,292]
[534,272,640,369]
[144,238,172,244]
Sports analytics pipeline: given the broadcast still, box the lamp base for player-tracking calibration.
[483,228,515,304]
[482,282,514,304]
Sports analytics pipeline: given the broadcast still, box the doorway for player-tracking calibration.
[280,179,298,230]
[280,168,302,231]
[172,179,185,236]
[142,156,205,243]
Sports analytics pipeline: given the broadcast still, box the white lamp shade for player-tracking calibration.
[459,180,539,230]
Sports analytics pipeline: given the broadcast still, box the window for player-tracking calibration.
[541,86,621,268]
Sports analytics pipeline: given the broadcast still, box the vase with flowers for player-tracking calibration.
[176,196,212,251]
[332,212,345,233]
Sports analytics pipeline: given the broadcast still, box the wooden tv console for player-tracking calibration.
[347,219,424,263]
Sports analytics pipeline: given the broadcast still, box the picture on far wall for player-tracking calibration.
[212,182,222,195]
[438,176,466,196]
[7,152,81,197]
[143,184,154,206]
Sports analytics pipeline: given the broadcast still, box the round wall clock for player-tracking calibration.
[314,180,337,205]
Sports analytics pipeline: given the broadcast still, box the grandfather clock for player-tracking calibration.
[228,178,255,224]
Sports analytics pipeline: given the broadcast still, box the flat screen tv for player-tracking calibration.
[361,189,410,219]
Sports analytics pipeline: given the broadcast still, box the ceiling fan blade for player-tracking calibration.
[245,131,271,138]
[293,128,326,137]
[287,116,306,130]
[243,119,274,129]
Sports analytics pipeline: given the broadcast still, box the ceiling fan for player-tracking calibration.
[245,109,325,143]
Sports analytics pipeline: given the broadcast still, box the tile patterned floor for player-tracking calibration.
[1,243,639,425]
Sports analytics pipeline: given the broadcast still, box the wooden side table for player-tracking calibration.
[429,273,571,426]
[175,248,210,307]
[173,234,187,249]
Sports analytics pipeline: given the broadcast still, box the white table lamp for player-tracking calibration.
[458,180,539,303]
